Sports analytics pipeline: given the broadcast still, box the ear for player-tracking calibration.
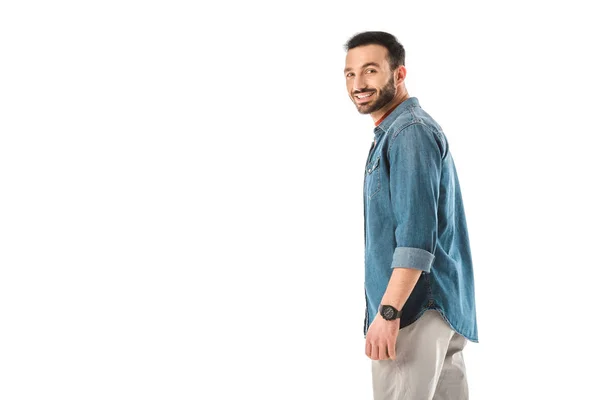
[394,66,407,86]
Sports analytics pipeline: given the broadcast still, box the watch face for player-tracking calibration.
[382,306,395,320]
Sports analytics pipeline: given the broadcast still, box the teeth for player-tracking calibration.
[357,92,374,99]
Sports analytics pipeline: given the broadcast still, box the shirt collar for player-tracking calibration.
[373,97,420,135]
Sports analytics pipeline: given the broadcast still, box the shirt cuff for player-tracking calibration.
[391,247,435,273]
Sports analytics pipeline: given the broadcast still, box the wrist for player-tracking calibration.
[380,299,403,310]
[378,304,402,321]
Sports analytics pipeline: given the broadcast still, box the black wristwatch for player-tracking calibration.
[379,304,402,321]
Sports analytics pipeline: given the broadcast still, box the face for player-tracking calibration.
[344,44,397,115]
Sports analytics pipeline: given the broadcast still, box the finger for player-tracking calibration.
[381,343,390,360]
[388,340,396,360]
[370,344,378,361]
[375,343,385,360]
[366,341,372,358]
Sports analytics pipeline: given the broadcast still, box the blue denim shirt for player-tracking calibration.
[363,97,478,342]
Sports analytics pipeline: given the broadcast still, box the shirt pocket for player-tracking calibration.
[365,154,381,199]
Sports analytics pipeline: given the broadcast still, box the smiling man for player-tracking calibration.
[344,31,478,399]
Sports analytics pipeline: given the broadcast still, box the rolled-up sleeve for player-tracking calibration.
[388,123,443,273]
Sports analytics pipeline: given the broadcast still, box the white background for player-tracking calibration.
[1,1,599,399]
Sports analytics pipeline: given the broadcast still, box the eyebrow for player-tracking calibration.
[344,62,381,73]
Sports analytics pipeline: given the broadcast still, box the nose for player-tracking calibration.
[353,75,367,93]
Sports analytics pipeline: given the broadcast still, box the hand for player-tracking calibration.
[365,314,400,360]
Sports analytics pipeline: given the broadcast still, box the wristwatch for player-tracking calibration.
[379,304,402,321]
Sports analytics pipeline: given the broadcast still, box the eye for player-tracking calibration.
[346,72,355,78]
[366,69,376,73]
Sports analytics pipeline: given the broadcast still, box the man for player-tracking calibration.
[344,31,478,399]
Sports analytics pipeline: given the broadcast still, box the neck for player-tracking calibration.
[371,91,410,124]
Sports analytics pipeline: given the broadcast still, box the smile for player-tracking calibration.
[356,92,375,99]
[355,91,375,104]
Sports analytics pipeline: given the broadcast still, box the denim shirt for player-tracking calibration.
[363,97,478,342]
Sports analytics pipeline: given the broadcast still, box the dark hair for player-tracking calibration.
[344,31,405,70]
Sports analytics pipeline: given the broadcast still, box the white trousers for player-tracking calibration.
[371,310,469,400]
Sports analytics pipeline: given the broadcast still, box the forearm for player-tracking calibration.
[380,267,422,310]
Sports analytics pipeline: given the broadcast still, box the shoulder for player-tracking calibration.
[387,117,448,160]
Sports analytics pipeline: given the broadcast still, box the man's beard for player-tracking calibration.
[355,75,396,114]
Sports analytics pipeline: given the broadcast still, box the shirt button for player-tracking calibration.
[367,168,371,173]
